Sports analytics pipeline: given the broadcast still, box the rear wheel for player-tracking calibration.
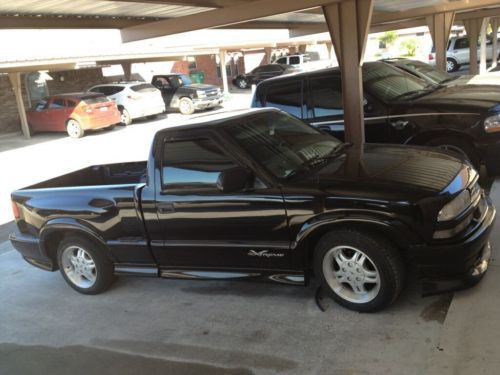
[57,236,114,295]
[314,229,404,312]
[120,108,132,125]
[235,77,248,89]
[179,97,195,115]
[66,119,84,138]
[446,58,459,73]
[425,137,479,168]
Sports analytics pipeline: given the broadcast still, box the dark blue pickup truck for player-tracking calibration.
[9,108,494,312]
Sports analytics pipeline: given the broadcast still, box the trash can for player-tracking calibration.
[190,71,205,83]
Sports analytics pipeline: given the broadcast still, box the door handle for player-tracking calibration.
[158,202,175,213]
[389,119,409,130]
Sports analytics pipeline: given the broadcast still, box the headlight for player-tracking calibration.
[437,190,470,222]
[484,113,500,133]
[196,90,206,98]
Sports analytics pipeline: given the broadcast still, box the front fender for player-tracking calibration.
[39,217,109,259]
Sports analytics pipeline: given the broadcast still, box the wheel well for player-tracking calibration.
[304,222,408,273]
[43,230,111,269]
[117,105,125,111]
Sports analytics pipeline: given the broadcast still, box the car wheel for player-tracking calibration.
[120,108,132,125]
[314,229,404,312]
[105,124,116,131]
[446,58,459,73]
[57,235,114,295]
[179,97,195,115]
[66,119,84,138]
[425,137,479,168]
[235,78,248,89]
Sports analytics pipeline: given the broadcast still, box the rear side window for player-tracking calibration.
[276,57,287,64]
[264,80,304,118]
[49,99,66,108]
[34,100,48,111]
[289,56,300,65]
[454,38,469,49]
[162,138,238,190]
[310,75,343,118]
[131,83,157,93]
[67,100,78,107]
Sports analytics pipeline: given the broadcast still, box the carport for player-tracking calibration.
[3,0,500,147]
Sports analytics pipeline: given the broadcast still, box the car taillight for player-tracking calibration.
[11,201,20,220]
[428,53,434,61]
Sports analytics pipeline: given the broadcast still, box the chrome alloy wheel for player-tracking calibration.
[67,120,81,137]
[446,60,454,72]
[61,246,97,289]
[322,246,381,303]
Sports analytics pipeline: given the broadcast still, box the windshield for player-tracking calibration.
[363,62,434,102]
[400,60,453,85]
[225,111,342,180]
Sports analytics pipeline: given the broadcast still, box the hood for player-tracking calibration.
[413,84,500,112]
[290,144,473,202]
[186,83,220,91]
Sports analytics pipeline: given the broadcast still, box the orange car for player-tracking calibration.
[27,93,121,138]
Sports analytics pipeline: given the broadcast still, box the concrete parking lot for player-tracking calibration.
[1,90,500,374]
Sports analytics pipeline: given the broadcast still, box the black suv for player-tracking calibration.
[152,74,223,115]
[232,63,298,89]
[252,61,500,175]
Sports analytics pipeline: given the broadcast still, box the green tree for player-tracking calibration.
[400,38,417,56]
[378,31,398,48]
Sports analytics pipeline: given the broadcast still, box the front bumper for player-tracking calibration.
[9,232,56,271]
[410,196,495,294]
[193,96,224,110]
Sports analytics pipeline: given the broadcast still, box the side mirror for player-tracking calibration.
[217,166,253,193]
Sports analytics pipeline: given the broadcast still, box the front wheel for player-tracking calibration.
[446,58,459,72]
[57,236,114,294]
[179,97,195,115]
[66,119,84,138]
[120,108,132,125]
[425,137,479,168]
[314,229,404,312]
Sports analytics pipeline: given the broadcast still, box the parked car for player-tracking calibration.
[232,63,298,89]
[9,108,494,312]
[88,82,165,125]
[151,74,223,115]
[384,58,500,87]
[274,53,329,71]
[26,93,120,138]
[252,61,500,175]
[429,35,500,72]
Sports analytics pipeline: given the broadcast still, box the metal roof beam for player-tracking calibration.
[121,0,341,42]
[0,15,158,29]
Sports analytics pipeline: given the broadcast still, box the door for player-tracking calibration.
[263,79,305,119]
[46,98,73,131]
[27,99,49,131]
[154,132,291,270]
[306,73,388,142]
[453,37,470,64]
[152,76,176,106]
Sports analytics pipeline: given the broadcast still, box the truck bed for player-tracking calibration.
[23,161,147,190]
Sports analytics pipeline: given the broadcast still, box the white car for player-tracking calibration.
[88,82,165,125]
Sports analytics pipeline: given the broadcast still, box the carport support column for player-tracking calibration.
[8,72,30,139]
[323,0,374,147]
[492,18,499,69]
[463,18,481,75]
[479,17,491,74]
[219,49,229,95]
[264,47,273,64]
[122,62,132,81]
[426,12,455,72]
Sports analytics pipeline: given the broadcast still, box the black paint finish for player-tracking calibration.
[9,109,495,292]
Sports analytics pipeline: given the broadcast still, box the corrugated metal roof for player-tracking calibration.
[0,0,212,18]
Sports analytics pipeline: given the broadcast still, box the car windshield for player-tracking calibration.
[400,60,454,85]
[225,111,343,180]
[363,62,435,102]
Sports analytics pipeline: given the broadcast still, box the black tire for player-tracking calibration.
[179,97,195,115]
[313,229,404,312]
[120,108,132,125]
[425,137,479,168]
[66,119,84,138]
[105,124,116,131]
[446,58,459,73]
[235,77,249,89]
[56,235,114,295]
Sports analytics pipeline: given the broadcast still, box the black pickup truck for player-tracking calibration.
[151,74,223,115]
[10,109,495,312]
